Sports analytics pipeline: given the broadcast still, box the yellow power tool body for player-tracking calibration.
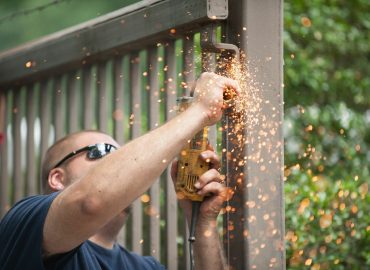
[176,97,209,202]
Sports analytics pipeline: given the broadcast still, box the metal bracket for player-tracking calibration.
[207,0,228,20]
[200,24,240,62]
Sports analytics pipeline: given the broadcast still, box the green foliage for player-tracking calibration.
[284,0,370,269]
[0,0,139,52]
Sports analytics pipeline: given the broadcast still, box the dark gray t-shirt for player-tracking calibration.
[0,193,165,270]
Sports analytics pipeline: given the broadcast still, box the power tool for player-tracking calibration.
[176,96,210,202]
[176,96,209,270]
[176,83,238,270]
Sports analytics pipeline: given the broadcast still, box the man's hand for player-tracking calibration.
[170,147,231,225]
[171,147,232,270]
[192,72,239,127]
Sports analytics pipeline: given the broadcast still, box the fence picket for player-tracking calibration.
[26,84,37,195]
[0,91,9,216]
[40,80,51,191]
[164,40,178,270]
[12,87,22,203]
[130,52,143,255]
[148,46,161,261]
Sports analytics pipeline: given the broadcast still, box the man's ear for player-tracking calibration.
[48,168,66,191]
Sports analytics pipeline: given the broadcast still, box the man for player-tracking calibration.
[0,72,238,269]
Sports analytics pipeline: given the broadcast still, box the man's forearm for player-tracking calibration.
[74,104,207,220]
[194,220,227,270]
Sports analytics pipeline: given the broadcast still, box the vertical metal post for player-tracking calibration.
[164,40,178,270]
[113,56,127,247]
[130,52,143,255]
[97,62,108,133]
[26,84,37,196]
[82,65,94,130]
[224,0,285,269]
[148,46,161,261]
[67,71,79,133]
[53,76,64,141]
[182,35,195,270]
[113,56,124,145]
[200,26,218,147]
[12,87,22,203]
[182,35,195,97]
[40,80,51,190]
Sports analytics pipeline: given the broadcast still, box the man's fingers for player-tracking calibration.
[196,182,226,198]
[206,144,215,152]
[195,169,222,189]
[170,160,178,182]
[219,77,240,96]
[200,150,220,170]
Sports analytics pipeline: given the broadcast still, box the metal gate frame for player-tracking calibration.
[0,0,284,269]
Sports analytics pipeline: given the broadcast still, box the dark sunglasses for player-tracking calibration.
[53,143,117,169]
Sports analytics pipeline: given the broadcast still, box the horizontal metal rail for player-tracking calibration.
[0,0,227,89]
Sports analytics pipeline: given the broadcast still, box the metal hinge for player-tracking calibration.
[207,0,228,20]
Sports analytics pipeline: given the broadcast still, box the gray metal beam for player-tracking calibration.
[0,0,228,89]
[223,0,285,269]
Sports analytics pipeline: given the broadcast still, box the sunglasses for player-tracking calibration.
[53,143,117,169]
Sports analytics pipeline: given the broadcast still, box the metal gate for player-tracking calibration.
[0,0,284,269]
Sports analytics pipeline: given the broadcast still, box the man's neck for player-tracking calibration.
[89,213,127,249]
[89,234,116,249]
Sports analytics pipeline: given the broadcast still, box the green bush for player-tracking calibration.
[284,1,370,269]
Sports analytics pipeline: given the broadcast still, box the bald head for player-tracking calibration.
[41,130,115,194]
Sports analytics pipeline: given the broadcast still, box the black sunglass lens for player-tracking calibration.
[87,144,116,160]
[88,146,103,159]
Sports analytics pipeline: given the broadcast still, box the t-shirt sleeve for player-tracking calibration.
[0,192,59,270]
[144,256,166,270]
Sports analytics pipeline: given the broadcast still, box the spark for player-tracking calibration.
[141,194,150,203]
[320,214,332,229]
[359,182,368,197]
[301,16,312,27]
[145,205,158,216]
[305,124,313,132]
[204,230,212,237]
[339,203,346,211]
[355,144,361,151]
[112,109,123,121]
[305,258,312,266]
[350,192,358,199]
[298,198,310,214]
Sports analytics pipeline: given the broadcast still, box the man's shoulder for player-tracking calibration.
[1,192,59,227]
[0,193,60,270]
